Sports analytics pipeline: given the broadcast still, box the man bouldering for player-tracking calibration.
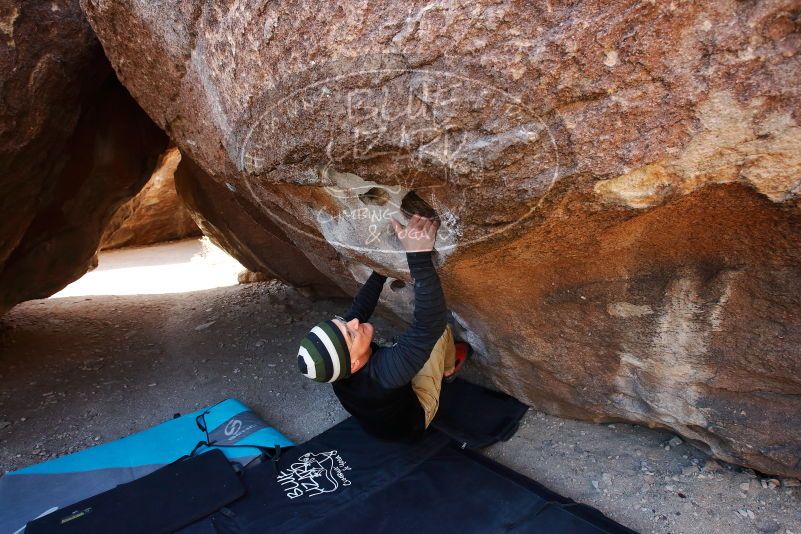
[297,214,471,441]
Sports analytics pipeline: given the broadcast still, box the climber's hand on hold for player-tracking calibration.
[391,214,439,253]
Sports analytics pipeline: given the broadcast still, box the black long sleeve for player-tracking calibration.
[367,252,448,389]
[343,271,387,323]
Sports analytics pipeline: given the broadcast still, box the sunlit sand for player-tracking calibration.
[51,238,244,298]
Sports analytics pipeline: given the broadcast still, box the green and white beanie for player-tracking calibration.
[297,319,351,383]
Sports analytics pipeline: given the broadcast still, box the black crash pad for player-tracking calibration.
[432,377,529,449]
[27,449,245,534]
[182,418,637,534]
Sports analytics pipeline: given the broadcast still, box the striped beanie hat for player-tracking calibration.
[297,319,351,383]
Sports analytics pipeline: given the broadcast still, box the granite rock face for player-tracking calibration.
[83,0,801,475]
[0,0,167,313]
[100,147,200,250]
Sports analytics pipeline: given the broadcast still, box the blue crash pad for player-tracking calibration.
[0,399,292,534]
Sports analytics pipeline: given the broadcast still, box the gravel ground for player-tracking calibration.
[1,280,799,534]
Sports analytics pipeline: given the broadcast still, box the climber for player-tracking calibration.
[296,214,471,441]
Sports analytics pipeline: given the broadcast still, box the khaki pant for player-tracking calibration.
[411,325,456,428]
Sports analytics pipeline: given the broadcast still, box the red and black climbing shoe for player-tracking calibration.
[445,341,473,383]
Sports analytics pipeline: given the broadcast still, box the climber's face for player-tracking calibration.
[332,316,373,374]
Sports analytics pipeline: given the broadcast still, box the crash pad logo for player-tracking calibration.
[276,450,352,499]
[223,419,246,439]
[207,411,265,446]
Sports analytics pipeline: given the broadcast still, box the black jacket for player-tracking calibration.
[332,251,448,440]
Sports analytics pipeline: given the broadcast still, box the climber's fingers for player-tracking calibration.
[390,216,405,235]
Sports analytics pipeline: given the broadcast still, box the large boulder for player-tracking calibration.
[0,0,167,313]
[100,146,200,250]
[82,0,801,475]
